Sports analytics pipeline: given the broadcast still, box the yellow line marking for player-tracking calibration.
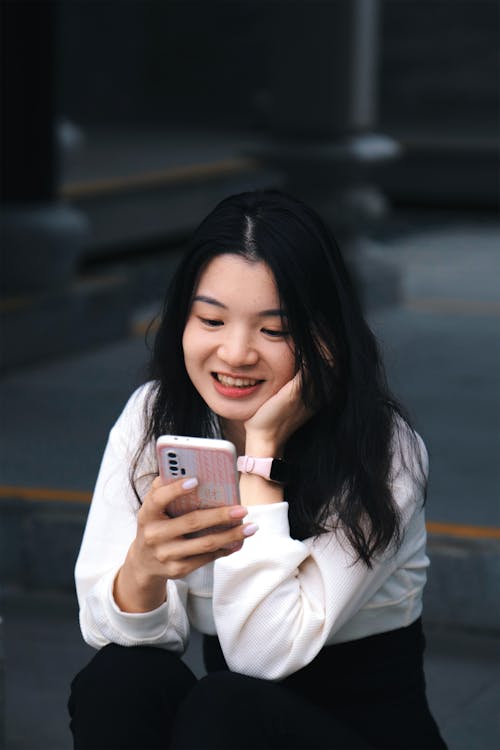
[61,157,258,199]
[1,485,500,540]
[426,521,500,540]
[0,485,92,503]
[405,298,500,316]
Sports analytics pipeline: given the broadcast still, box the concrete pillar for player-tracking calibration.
[0,0,88,297]
[257,0,402,307]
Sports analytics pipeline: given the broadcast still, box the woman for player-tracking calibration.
[69,190,447,749]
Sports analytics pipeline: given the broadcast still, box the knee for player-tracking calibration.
[69,646,196,749]
[72,645,161,690]
[69,644,194,710]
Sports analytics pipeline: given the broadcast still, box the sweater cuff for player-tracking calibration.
[244,501,291,537]
[98,567,186,643]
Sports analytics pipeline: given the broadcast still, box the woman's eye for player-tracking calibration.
[199,317,223,328]
[261,328,289,338]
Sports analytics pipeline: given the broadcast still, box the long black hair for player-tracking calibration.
[132,189,425,566]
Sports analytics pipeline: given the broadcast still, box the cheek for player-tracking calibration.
[181,330,198,383]
[273,345,296,383]
[182,323,199,362]
[181,329,190,365]
[181,323,189,343]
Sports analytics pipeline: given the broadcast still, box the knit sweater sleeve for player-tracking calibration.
[212,426,429,680]
[74,384,190,652]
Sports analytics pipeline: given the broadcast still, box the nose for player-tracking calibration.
[217,330,258,367]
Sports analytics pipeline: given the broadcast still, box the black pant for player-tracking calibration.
[68,618,448,750]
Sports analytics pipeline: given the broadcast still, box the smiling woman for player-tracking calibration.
[182,255,296,437]
[68,190,447,750]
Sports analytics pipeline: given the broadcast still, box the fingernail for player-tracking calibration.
[229,505,248,519]
[242,523,259,537]
[182,477,198,490]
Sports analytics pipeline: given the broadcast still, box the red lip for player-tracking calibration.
[211,373,263,399]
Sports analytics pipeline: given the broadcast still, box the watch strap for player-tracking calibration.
[237,456,289,484]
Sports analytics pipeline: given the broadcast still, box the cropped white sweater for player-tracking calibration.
[75,383,430,681]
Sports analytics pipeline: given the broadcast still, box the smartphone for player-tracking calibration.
[156,435,240,534]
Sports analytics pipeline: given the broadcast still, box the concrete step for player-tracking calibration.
[0,161,283,373]
[0,247,182,373]
[1,493,499,634]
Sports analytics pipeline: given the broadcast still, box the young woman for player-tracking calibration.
[68,190,447,750]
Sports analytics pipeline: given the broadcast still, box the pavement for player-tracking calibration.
[1,208,499,749]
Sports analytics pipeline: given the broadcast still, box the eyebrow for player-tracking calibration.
[192,295,286,318]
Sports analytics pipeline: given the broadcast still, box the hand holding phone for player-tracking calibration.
[156,435,241,534]
[115,437,252,611]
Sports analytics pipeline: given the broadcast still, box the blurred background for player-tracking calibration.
[1,0,498,358]
[0,1,499,749]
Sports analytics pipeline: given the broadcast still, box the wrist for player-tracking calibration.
[114,546,167,613]
[244,435,284,458]
[239,472,284,505]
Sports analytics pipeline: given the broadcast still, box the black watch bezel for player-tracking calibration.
[269,458,289,484]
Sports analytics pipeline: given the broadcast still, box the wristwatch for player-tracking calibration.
[236,455,289,484]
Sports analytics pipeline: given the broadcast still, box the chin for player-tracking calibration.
[210,401,260,423]
[217,408,258,423]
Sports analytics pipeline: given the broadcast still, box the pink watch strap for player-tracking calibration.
[237,455,274,479]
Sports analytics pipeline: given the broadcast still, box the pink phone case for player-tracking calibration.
[156,435,240,523]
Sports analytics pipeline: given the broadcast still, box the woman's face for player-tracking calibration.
[182,254,296,426]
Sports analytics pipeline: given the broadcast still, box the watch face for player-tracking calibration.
[270,459,288,484]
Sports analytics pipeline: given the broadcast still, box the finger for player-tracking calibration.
[156,545,244,580]
[140,474,163,506]
[164,503,248,538]
[154,520,257,571]
[141,476,200,520]
[141,504,248,545]
[290,370,318,416]
[277,372,303,403]
[151,474,164,489]
[291,370,303,392]
[141,486,248,533]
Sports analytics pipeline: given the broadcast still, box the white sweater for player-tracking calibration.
[75,383,430,681]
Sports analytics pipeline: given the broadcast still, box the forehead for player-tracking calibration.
[194,254,280,305]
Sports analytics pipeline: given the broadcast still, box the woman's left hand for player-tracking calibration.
[243,372,313,456]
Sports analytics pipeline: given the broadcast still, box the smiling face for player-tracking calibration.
[182,254,296,433]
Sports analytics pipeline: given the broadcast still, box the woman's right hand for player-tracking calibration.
[113,475,257,613]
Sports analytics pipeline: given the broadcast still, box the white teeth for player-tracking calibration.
[216,374,259,387]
